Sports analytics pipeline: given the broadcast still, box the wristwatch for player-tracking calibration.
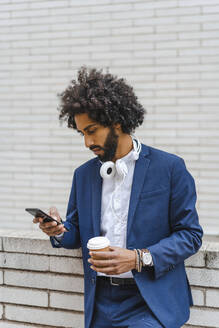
[141,249,153,266]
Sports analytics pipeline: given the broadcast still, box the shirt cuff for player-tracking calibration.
[52,232,64,245]
[55,232,64,240]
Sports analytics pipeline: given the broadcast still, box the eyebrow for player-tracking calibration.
[77,123,97,133]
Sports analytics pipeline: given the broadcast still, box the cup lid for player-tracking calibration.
[87,236,110,250]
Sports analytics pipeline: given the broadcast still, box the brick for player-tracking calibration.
[156,7,201,17]
[157,73,200,81]
[186,267,219,288]
[179,30,219,40]
[187,307,219,327]
[135,16,178,26]
[179,64,219,72]
[0,11,10,19]
[155,137,198,146]
[112,9,154,20]
[191,288,205,306]
[156,23,200,33]
[111,42,153,51]
[206,251,219,269]
[4,270,84,293]
[0,3,29,11]
[156,89,199,97]
[201,72,219,80]
[157,40,200,49]
[0,253,49,271]
[0,17,28,27]
[92,19,132,30]
[185,251,205,268]
[112,26,153,36]
[203,22,219,30]
[0,286,48,307]
[74,0,111,5]
[134,1,178,10]
[0,323,35,328]
[180,47,219,56]
[180,14,219,23]
[5,304,84,327]
[155,122,198,129]
[50,291,84,311]
[179,0,219,6]
[50,6,89,17]
[203,5,219,13]
[50,256,84,275]
[90,4,132,13]
[30,1,68,9]
[206,289,219,307]
[203,39,219,47]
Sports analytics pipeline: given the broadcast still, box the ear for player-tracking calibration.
[114,122,121,131]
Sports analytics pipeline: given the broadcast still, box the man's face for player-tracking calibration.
[74,113,119,162]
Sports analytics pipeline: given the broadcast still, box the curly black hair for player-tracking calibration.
[58,66,146,134]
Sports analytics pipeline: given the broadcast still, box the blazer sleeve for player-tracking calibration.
[147,157,203,280]
[50,169,81,249]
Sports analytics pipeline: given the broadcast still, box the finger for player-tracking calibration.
[39,221,57,229]
[33,217,44,224]
[49,206,57,215]
[90,265,118,274]
[89,250,116,260]
[109,246,120,252]
[40,226,57,234]
[88,259,115,268]
[41,225,65,236]
[49,206,60,222]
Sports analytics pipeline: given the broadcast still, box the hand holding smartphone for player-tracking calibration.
[25,208,69,232]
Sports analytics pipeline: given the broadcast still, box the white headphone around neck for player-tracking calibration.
[100,137,141,180]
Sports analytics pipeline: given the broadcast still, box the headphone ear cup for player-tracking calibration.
[100,161,116,179]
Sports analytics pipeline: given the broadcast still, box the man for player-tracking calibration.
[34,67,203,328]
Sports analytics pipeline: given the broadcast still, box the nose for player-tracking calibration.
[84,135,94,148]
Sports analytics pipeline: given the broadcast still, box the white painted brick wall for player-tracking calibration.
[0,0,219,236]
[0,231,218,327]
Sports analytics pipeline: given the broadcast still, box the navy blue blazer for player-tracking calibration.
[51,144,203,328]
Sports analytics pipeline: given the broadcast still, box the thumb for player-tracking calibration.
[49,206,61,222]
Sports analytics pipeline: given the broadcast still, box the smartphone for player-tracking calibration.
[26,208,61,225]
[25,208,69,231]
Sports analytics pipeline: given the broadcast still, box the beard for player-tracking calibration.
[90,127,119,162]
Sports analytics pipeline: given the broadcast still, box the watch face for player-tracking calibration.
[143,252,152,266]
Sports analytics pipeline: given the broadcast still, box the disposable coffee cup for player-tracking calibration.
[87,236,110,259]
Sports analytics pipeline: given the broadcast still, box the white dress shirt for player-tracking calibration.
[98,147,136,278]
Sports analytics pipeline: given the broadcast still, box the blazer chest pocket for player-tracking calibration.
[139,187,169,200]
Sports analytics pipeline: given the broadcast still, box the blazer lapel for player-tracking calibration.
[127,146,150,240]
[91,159,102,236]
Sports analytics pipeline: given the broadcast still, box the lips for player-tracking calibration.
[93,148,101,154]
